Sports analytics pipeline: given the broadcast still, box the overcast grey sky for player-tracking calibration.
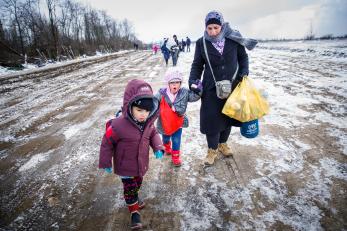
[80,0,347,42]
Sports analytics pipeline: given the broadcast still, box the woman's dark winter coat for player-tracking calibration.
[188,37,249,134]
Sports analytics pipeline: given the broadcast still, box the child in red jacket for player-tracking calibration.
[99,79,164,230]
[155,69,202,166]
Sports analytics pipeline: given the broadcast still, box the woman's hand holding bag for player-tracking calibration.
[222,76,269,122]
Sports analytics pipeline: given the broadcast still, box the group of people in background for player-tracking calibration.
[179,36,191,52]
[159,35,191,66]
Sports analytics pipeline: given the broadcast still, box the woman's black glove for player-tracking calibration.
[190,79,202,94]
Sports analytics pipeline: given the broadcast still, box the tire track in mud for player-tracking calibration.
[0,52,133,86]
[0,53,148,128]
[0,51,164,230]
[1,51,153,169]
[0,53,149,142]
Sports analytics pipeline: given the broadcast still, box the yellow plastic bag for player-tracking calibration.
[222,77,269,122]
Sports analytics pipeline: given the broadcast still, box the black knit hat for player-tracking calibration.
[132,98,153,111]
[205,18,222,27]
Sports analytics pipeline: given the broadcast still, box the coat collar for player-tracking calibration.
[204,38,235,57]
[204,39,221,56]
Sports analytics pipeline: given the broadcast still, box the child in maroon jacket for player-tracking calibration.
[99,79,164,230]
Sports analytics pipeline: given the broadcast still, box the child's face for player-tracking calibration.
[169,81,181,94]
[132,106,150,122]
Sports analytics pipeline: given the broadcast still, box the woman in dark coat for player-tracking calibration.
[188,11,257,165]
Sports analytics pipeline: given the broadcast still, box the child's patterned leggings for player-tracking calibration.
[121,176,143,205]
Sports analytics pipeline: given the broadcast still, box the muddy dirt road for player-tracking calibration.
[1,41,347,231]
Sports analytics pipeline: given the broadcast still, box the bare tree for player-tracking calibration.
[0,18,4,40]
[21,0,40,50]
[46,0,59,58]
[121,18,133,40]
[0,0,139,64]
[1,0,25,55]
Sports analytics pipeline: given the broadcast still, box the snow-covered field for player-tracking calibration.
[0,40,346,230]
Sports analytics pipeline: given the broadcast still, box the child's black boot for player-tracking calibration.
[131,212,142,230]
[128,202,142,230]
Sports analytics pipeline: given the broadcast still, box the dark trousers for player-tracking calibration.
[121,176,143,205]
[164,57,169,66]
[206,127,231,149]
[171,50,179,66]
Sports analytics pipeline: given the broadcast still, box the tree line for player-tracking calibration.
[257,34,347,43]
[0,0,142,67]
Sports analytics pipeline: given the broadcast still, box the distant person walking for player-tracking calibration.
[173,34,179,47]
[186,36,191,52]
[181,39,186,52]
[133,43,139,51]
[161,38,171,66]
[152,44,159,55]
[167,35,180,66]
[188,11,257,166]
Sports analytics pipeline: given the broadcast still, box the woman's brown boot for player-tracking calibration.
[218,143,233,157]
[204,148,218,165]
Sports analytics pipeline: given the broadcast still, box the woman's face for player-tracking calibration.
[206,24,222,37]
[169,81,181,94]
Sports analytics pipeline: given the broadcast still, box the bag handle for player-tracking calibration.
[202,37,239,84]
